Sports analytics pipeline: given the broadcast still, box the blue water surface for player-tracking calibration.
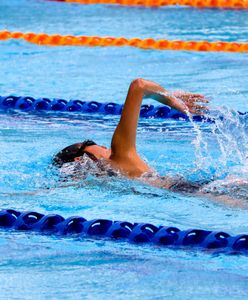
[0,0,248,299]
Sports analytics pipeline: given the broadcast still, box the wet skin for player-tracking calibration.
[73,78,208,179]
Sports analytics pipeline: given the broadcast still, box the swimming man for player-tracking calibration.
[53,79,209,191]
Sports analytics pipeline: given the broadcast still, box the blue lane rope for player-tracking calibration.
[0,95,219,121]
[1,209,248,254]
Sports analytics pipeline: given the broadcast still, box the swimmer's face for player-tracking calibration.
[74,144,111,161]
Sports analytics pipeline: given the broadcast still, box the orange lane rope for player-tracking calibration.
[57,0,248,9]
[0,30,247,52]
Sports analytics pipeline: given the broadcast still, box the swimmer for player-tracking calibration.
[53,78,209,192]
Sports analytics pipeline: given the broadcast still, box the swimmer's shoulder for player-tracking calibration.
[108,155,151,178]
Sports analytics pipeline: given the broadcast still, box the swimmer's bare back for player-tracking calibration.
[108,78,208,179]
[136,174,248,210]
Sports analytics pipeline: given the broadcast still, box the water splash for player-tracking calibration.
[190,106,248,199]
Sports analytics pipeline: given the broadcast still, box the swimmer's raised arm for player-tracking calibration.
[111,78,208,158]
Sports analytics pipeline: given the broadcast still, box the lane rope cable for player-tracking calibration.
[1,209,248,254]
[0,30,247,52]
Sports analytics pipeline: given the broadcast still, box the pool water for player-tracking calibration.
[0,0,248,298]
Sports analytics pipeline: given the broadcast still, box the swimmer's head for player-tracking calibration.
[52,140,111,167]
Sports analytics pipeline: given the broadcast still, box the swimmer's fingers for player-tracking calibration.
[187,102,209,114]
[193,104,209,110]
[188,93,204,98]
[191,96,209,103]
[184,100,209,112]
[187,94,209,102]
[189,107,208,115]
[179,94,209,103]
[185,99,209,109]
[188,109,204,116]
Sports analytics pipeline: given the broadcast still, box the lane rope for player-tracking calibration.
[1,95,247,121]
[0,95,200,121]
[1,30,247,52]
[51,0,248,10]
[1,209,248,254]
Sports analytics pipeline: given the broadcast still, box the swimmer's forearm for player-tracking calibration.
[142,80,187,113]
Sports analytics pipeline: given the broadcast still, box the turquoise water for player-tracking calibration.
[0,0,248,298]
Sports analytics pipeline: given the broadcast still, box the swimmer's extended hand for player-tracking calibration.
[171,91,209,115]
[140,79,209,115]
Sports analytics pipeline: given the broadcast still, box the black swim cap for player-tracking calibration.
[52,140,97,167]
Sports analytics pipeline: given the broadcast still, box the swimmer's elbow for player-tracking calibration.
[130,78,146,91]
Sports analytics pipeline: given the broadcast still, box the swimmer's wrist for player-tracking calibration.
[156,92,187,113]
